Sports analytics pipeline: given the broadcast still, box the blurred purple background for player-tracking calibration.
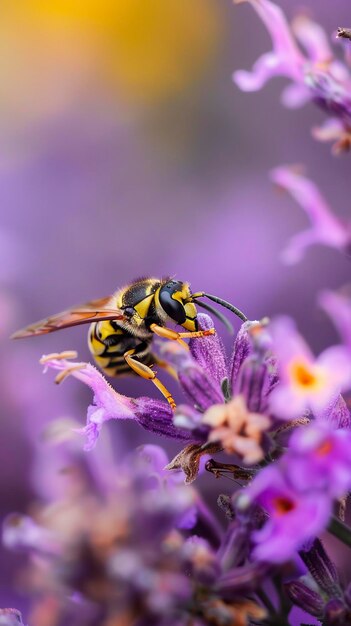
[1,0,351,619]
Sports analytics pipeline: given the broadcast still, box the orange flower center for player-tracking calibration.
[316,439,333,456]
[273,496,295,515]
[292,362,316,387]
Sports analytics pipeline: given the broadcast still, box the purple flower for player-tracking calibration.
[159,314,226,411]
[3,444,197,625]
[239,464,331,563]
[284,421,351,498]
[268,316,351,420]
[39,315,277,463]
[286,539,351,622]
[230,319,277,413]
[4,434,266,626]
[270,165,351,264]
[233,0,351,152]
[165,318,277,479]
[40,354,192,449]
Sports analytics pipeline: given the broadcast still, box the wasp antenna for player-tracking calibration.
[192,292,247,323]
[196,300,234,334]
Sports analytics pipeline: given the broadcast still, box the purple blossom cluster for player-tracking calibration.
[4,2,351,626]
[233,0,351,154]
[38,307,351,567]
[7,299,351,624]
[3,433,267,626]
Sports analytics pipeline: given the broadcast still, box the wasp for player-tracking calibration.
[12,277,247,409]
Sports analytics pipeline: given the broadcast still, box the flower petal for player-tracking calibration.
[229,320,259,387]
[271,165,350,262]
[281,82,311,108]
[135,398,194,441]
[246,466,332,563]
[318,345,351,393]
[317,394,351,429]
[233,0,303,92]
[41,356,192,447]
[234,53,289,91]
[269,316,314,376]
[292,15,333,64]
[189,314,228,388]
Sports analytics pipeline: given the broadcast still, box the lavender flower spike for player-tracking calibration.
[40,354,192,449]
[271,165,351,264]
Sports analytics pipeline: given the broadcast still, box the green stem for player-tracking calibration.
[328,515,351,548]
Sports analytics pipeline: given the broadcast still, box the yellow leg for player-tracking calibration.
[150,323,215,341]
[124,349,176,410]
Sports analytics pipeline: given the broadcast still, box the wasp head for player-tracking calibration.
[158,280,198,331]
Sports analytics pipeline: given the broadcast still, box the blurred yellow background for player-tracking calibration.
[0,0,222,134]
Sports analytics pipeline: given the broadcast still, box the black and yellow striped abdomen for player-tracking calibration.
[88,279,163,377]
[88,320,154,377]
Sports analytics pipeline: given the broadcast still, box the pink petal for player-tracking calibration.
[281,229,321,265]
[234,53,291,92]
[269,316,314,374]
[318,345,351,392]
[269,384,307,420]
[281,83,311,108]
[271,165,350,261]
[233,0,303,93]
[312,117,345,142]
[238,0,303,70]
[292,15,333,63]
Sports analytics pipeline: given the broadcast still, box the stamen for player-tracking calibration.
[40,350,78,364]
[54,365,86,384]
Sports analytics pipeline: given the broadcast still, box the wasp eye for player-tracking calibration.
[159,283,186,324]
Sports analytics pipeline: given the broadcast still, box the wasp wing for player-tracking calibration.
[11,296,126,339]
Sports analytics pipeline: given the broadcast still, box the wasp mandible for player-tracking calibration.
[12,277,247,408]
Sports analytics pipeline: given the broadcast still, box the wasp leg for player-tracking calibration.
[124,349,176,410]
[150,323,215,341]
